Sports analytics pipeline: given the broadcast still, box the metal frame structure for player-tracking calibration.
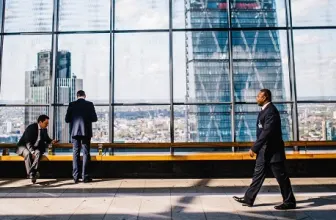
[0,0,335,144]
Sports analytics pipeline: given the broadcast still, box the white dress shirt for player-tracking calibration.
[34,124,42,147]
[261,102,271,111]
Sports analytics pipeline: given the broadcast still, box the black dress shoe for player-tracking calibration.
[74,179,79,184]
[274,203,296,210]
[29,173,37,184]
[83,178,92,183]
[233,196,253,207]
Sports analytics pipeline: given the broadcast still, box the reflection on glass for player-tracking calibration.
[115,0,169,30]
[231,0,286,27]
[59,0,110,31]
[0,107,49,143]
[298,104,336,141]
[172,0,185,28]
[173,32,187,102]
[174,105,231,142]
[294,30,336,101]
[291,0,336,26]
[0,0,3,31]
[173,0,229,29]
[0,35,52,104]
[232,30,290,102]
[4,0,53,32]
[235,104,292,141]
[115,33,169,103]
[58,34,110,104]
[173,31,230,103]
[114,106,170,143]
[55,106,108,143]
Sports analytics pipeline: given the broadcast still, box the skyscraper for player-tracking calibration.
[25,51,83,143]
[185,0,289,142]
[24,68,50,127]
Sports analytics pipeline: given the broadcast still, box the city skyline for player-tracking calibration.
[1,103,336,143]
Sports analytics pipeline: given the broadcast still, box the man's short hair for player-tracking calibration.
[77,90,86,97]
[260,89,272,102]
[37,115,49,123]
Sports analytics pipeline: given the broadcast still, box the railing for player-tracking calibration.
[0,141,336,161]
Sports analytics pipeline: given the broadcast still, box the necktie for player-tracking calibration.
[40,129,44,141]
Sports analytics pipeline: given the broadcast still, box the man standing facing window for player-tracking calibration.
[65,90,98,183]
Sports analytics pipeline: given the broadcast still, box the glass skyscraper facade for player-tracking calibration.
[186,0,289,142]
[0,0,335,146]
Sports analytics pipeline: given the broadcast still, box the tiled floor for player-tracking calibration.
[0,178,335,219]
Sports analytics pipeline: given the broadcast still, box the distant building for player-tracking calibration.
[326,120,336,141]
[25,51,83,143]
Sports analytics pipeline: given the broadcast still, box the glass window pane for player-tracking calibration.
[114,106,170,142]
[0,106,49,144]
[115,0,169,30]
[0,0,3,32]
[4,0,53,32]
[298,104,336,141]
[115,33,169,103]
[174,0,229,29]
[235,104,292,141]
[174,31,230,103]
[231,0,286,28]
[174,104,231,142]
[59,0,110,31]
[291,0,336,26]
[57,34,110,104]
[294,30,336,101]
[0,35,52,104]
[233,30,290,102]
[55,106,109,143]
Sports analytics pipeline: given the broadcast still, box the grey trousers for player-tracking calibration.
[72,137,91,180]
[16,146,41,176]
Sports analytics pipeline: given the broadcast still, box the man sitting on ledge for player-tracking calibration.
[16,115,58,183]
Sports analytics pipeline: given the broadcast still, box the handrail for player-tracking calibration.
[1,141,336,156]
[1,141,336,148]
[2,153,336,161]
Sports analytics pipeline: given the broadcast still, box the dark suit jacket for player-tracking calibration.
[65,99,98,138]
[17,123,52,154]
[251,102,286,163]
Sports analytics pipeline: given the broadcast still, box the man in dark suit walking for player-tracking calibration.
[233,89,296,210]
[65,90,97,183]
[17,115,58,183]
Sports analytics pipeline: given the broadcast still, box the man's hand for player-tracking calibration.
[249,149,255,158]
[51,140,59,145]
[31,151,36,159]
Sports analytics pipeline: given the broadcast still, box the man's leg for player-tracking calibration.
[82,138,91,182]
[244,162,267,205]
[72,138,81,182]
[271,162,296,205]
[16,146,32,177]
[30,149,41,176]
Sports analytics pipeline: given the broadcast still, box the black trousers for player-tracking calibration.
[72,137,91,180]
[244,161,296,205]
